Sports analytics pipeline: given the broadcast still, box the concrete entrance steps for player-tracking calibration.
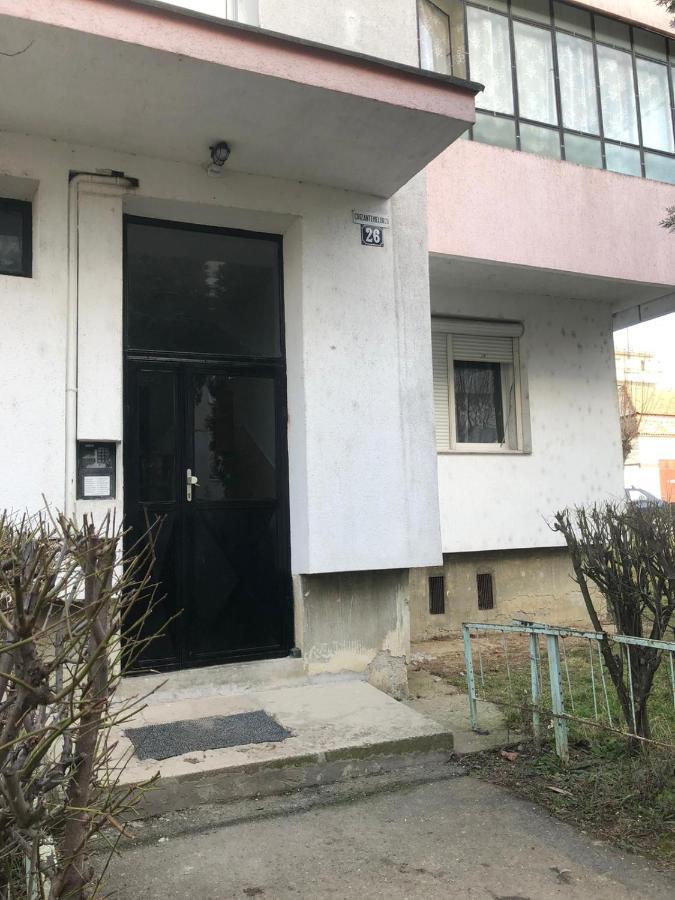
[112,680,455,818]
[118,656,310,703]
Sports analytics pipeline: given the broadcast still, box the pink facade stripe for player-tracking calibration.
[428,139,675,287]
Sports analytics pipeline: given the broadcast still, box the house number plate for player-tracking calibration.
[360,224,384,247]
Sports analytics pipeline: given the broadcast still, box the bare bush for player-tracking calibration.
[0,511,162,899]
[553,502,675,742]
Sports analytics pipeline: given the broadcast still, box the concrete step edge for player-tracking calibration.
[122,730,455,818]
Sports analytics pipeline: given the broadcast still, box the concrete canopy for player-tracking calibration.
[0,0,479,197]
[429,254,675,327]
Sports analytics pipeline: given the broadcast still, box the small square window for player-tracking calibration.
[605,144,642,177]
[564,134,603,169]
[473,113,517,150]
[519,123,561,160]
[0,198,32,278]
[431,318,529,453]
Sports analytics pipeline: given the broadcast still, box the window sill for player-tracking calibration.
[437,448,532,456]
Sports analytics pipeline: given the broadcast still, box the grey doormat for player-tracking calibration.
[126,710,291,761]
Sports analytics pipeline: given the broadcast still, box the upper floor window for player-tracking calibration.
[0,198,32,278]
[418,0,675,185]
[156,1,259,25]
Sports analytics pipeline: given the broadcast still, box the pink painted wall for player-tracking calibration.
[427,138,675,287]
[0,0,475,121]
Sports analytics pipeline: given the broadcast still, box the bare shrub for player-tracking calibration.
[0,511,163,899]
[553,502,675,742]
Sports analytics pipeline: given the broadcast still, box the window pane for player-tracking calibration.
[234,0,259,25]
[605,143,641,177]
[594,15,631,51]
[467,8,514,114]
[519,123,561,159]
[513,22,558,125]
[597,46,639,143]
[644,152,675,184]
[481,0,509,11]
[0,206,24,275]
[553,1,592,38]
[510,0,550,25]
[0,200,30,277]
[473,112,517,148]
[636,59,674,152]
[454,361,504,444]
[418,0,451,73]
[126,222,281,357]
[633,27,667,62]
[193,374,276,500]
[448,0,468,78]
[557,33,599,134]
[138,370,178,503]
[564,133,603,168]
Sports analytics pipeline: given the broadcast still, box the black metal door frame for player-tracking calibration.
[122,216,293,671]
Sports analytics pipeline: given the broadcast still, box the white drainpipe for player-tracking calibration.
[65,173,137,518]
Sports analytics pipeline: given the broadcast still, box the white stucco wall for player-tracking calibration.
[0,130,442,574]
[431,287,626,553]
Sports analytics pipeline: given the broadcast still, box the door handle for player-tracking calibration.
[186,468,199,502]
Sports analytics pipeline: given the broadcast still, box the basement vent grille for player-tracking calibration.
[477,573,495,611]
[428,575,445,615]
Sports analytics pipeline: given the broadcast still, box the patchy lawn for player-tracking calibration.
[411,635,675,869]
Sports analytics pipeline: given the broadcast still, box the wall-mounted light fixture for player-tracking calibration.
[207,141,231,176]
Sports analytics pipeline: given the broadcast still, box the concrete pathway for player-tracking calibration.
[108,775,674,899]
[405,669,513,753]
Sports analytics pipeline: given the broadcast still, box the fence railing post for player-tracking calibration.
[463,625,479,731]
[528,632,541,745]
[546,633,569,764]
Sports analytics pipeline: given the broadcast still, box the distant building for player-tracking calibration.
[620,377,675,501]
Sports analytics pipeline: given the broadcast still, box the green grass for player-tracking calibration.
[455,638,675,747]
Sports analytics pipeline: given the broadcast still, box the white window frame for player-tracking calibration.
[153,1,259,26]
[227,0,259,25]
[431,317,530,455]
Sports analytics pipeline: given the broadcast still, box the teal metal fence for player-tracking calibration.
[462,620,675,763]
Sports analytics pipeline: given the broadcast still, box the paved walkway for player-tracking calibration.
[108,775,674,899]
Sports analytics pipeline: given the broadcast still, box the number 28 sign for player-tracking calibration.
[360,224,384,247]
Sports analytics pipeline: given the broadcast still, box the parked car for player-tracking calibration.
[625,486,667,508]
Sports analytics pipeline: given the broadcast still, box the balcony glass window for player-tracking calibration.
[466,7,514,114]
[419,1,452,74]
[636,58,674,152]
[418,0,675,184]
[557,33,599,134]
[513,22,557,124]
[597,46,638,144]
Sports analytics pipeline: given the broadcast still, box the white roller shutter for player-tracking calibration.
[451,333,514,363]
[431,331,451,452]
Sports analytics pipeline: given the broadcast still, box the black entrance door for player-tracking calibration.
[123,218,292,670]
